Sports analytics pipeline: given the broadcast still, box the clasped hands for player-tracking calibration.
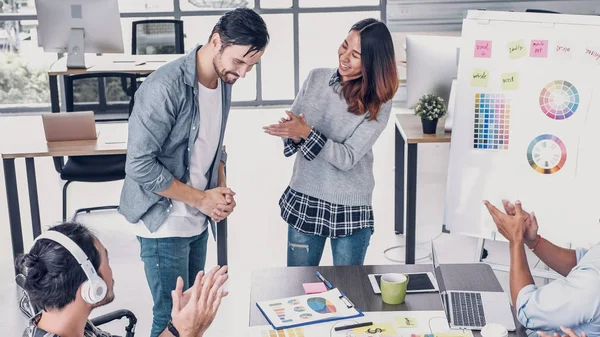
[263,110,312,142]
[483,199,539,247]
[196,187,236,222]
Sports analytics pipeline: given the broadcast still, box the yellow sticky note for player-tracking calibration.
[395,317,419,328]
[508,39,527,59]
[501,72,519,90]
[471,69,489,87]
[353,323,397,337]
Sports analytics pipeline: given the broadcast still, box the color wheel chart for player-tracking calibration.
[539,80,579,120]
[526,134,567,174]
[473,93,510,150]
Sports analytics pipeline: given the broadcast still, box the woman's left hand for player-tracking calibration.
[263,111,312,140]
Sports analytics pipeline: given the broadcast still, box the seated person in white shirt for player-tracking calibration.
[483,199,600,337]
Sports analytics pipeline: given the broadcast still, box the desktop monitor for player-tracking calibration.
[35,0,124,69]
[406,35,461,109]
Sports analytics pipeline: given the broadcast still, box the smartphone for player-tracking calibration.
[368,272,438,294]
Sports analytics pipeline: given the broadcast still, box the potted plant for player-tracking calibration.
[414,93,447,134]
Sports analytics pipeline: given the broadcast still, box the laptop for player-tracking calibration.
[42,112,98,142]
[431,243,516,331]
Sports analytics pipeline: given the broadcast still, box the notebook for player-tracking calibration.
[256,288,363,330]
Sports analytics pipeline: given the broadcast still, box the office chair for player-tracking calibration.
[16,271,137,337]
[54,72,137,221]
[132,19,185,55]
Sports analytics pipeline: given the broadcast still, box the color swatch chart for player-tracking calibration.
[473,93,510,150]
[526,134,567,174]
[261,328,304,337]
[539,80,579,120]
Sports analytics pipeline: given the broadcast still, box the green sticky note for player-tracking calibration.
[471,69,489,87]
[502,72,519,90]
[508,39,527,59]
[395,317,419,328]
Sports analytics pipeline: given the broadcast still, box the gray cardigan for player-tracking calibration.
[288,68,392,206]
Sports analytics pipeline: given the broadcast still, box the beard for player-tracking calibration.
[213,54,239,84]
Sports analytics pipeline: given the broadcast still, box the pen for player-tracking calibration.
[316,271,333,289]
[334,321,373,331]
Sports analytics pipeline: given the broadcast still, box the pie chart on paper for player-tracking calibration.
[307,297,337,314]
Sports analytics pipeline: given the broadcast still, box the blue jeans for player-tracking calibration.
[287,226,372,266]
[138,231,209,337]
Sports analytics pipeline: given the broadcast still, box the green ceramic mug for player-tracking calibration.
[381,273,409,305]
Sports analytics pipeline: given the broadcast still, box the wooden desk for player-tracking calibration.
[1,115,228,274]
[249,264,525,337]
[48,54,180,112]
[395,114,451,264]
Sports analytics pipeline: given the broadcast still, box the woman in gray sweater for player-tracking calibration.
[263,18,398,266]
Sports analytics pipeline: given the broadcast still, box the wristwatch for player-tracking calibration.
[167,320,180,337]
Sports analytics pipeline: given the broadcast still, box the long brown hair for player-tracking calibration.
[341,19,398,120]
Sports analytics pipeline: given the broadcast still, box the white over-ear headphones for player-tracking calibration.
[33,230,107,305]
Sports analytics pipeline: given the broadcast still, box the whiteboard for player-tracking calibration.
[445,10,600,248]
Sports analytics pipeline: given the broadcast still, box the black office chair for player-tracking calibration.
[54,72,137,221]
[132,19,184,55]
[16,271,137,337]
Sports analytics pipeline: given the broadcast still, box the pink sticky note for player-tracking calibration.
[474,40,492,58]
[303,282,327,294]
[530,40,548,58]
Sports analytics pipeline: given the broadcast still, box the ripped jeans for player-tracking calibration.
[287,226,372,266]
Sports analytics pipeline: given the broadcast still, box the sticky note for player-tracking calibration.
[508,39,527,59]
[554,41,572,60]
[474,40,492,58]
[530,40,548,58]
[502,72,519,90]
[396,317,419,328]
[353,323,397,337]
[584,47,600,65]
[302,282,327,294]
[471,69,489,87]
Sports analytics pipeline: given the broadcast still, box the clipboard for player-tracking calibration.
[256,288,364,330]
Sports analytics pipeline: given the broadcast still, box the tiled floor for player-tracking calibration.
[0,107,548,336]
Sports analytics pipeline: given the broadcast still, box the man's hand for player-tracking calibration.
[263,111,311,140]
[210,193,236,222]
[170,266,229,337]
[502,199,539,247]
[483,200,528,245]
[538,327,587,337]
[193,187,232,219]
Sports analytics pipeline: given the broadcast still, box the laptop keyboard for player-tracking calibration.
[451,292,486,327]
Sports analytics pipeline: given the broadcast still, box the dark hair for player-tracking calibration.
[209,8,269,56]
[15,222,101,310]
[341,18,398,120]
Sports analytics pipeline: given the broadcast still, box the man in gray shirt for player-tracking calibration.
[119,8,269,337]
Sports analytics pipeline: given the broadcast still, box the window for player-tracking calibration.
[260,0,292,9]
[299,11,380,84]
[0,0,384,110]
[300,0,379,8]
[117,0,173,13]
[180,0,254,12]
[0,20,55,106]
[261,14,294,100]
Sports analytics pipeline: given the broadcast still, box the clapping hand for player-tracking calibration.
[263,111,311,141]
[170,266,229,337]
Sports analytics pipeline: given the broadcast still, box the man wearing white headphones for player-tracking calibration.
[19,222,228,337]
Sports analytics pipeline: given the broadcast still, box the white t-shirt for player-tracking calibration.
[134,80,223,238]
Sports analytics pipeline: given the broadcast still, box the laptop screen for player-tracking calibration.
[431,243,446,293]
